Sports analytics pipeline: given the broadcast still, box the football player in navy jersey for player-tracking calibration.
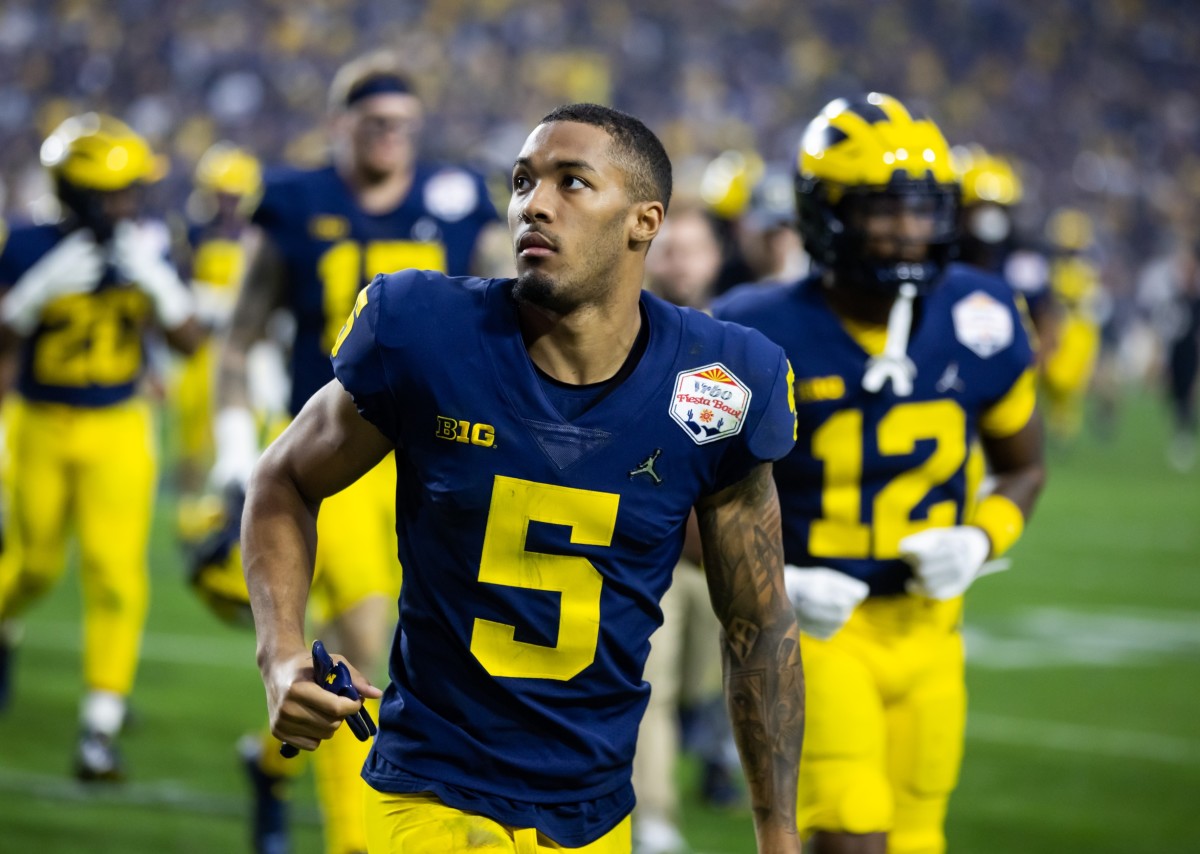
[714,95,1046,854]
[0,114,202,779]
[243,103,804,854]
[953,144,1056,355]
[214,51,506,854]
[174,142,263,501]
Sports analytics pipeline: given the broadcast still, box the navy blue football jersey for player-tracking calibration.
[331,270,796,845]
[0,223,152,407]
[714,264,1034,596]
[253,163,498,415]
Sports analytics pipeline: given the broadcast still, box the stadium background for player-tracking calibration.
[0,1,1196,852]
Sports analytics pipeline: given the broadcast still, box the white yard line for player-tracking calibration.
[22,621,257,668]
[0,766,321,824]
[966,712,1200,766]
[18,623,1200,771]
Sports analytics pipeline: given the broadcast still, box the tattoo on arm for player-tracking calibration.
[698,464,804,833]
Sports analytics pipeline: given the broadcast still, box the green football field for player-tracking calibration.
[0,390,1196,853]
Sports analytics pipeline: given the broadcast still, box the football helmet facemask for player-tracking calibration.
[795,93,959,295]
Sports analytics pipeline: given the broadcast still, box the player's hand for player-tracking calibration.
[210,407,260,492]
[782,565,869,640]
[278,640,378,757]
[263,641,381,755]
[110,220,195,328]
[900,526,991,600]
[0,229,105,334]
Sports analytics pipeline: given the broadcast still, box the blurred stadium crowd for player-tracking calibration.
[3,0,1199,433]
[2,0,1198,254]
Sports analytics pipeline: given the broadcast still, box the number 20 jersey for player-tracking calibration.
[331,270,796,844]
[252,163,497,416]
[0,224,151,407]
[714,264,1035,596]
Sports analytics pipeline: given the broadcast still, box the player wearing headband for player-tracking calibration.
[213,52,502,854]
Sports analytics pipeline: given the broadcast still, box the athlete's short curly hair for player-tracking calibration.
[540,103,672,213]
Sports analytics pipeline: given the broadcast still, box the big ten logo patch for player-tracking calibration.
[435,416,496,448]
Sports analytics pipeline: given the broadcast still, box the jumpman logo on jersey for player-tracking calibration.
[628,449,663,485]
[936,361,965,393]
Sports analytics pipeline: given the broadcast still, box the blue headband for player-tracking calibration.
[345,75,412,107]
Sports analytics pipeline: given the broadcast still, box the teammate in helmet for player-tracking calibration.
[173,143,267,553]
[213,52,505,854]
[955,144,1023,272]
[0,113,203,781]
[1040,206,1104,444]
[954,144,1057,355]
[715,93,1046,854]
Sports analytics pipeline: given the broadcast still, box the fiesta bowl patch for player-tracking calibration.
[952,290,1013,358]
[671,363,750,444]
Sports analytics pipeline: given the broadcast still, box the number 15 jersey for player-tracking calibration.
[253,163,497,416]
[331,270,796,845]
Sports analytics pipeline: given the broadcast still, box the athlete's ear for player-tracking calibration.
[629,200,664,247]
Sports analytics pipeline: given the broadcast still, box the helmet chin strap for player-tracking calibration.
[862,282,918,396]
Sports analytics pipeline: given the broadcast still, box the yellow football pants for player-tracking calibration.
[173,338,217,466]
[365,790,632,853]
[309,454,399,623]
[311,456,399,854]
[0,398,155,696]
[252,443,400,854]
[1041,315,1099,441]
[797,595,966,854]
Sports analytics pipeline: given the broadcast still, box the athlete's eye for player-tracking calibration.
[512,175,530,191]
[562,176,587,190]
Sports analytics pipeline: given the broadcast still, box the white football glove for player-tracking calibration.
[0,229,105,334]
[210,407,260,493]
[783,566,870,640]
[110,220,195,329]
[900,526,991,600]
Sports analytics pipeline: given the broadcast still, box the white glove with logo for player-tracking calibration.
[783,566,870,640]
[110,220,195,329]
[210,407,260,493]
[900,526,991,600]
[1,229,105,334]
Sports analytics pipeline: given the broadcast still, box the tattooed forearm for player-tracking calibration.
[697,463,804,839]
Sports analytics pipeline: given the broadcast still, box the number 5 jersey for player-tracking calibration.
[330,270,797,846]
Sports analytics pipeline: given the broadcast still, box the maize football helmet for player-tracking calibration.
[194,142,262,200]
[953,144,1024,268]
[701,150,765,221]
[40,113,164,240]
[795,93,959,294]
[954,144,1022,207]
[1046,207,1095,253]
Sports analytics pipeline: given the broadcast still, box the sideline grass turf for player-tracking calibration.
[0,392,1195,853]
